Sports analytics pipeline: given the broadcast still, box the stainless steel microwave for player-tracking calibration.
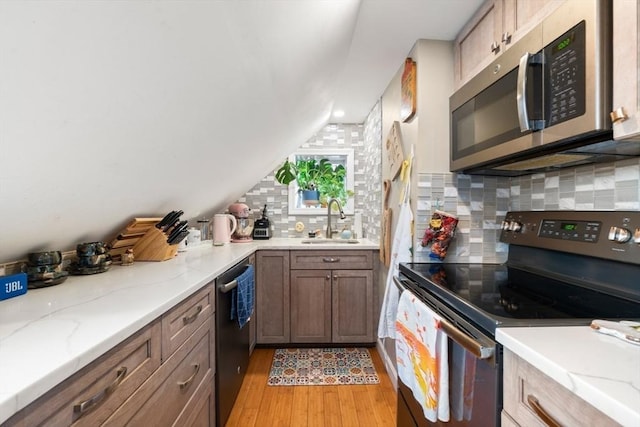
[450,0,640,176]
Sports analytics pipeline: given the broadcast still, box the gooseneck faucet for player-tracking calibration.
[326,198,346,238]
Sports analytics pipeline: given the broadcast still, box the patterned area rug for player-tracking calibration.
[267,347,380,386]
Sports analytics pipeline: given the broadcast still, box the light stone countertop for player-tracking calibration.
[497,326,640,427]
[0,238,377,424]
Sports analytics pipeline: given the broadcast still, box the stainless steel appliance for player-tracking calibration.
[215,256,254,427]
[396,211,640,426]
[450,0,640,176]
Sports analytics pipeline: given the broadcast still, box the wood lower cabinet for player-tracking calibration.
[104,319,214,426]
[290,269,332,343]
[611,0,640,141]
[257,249,376,345]
[502,349,620,426]
[290,250,375,344]
[3,283,216,427]
[255,250,290,344]
[331,269,374,343]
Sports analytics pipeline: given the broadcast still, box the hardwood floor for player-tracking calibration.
[225,347,397,427]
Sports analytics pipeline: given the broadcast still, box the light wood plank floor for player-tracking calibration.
[225,347,397,427]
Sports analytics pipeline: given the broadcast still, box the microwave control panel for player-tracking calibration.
[545,20,586,127]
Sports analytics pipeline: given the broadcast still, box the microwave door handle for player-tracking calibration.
[517,52,531,132]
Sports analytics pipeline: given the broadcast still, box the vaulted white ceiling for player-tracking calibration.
[0,0,482,263]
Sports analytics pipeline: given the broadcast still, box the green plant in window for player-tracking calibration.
[275,157,352,207]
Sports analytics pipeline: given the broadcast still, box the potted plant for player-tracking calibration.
[274,157,348,207]
[316,163,353,209]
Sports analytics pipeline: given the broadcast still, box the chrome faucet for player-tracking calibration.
[326,198,346,238]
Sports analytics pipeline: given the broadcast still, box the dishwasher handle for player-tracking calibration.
[393,276,494,360]
[219,278,238,293]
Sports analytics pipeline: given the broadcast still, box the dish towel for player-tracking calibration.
[395,290,450,422]
[378,145,414,339]
[231,265,254,329]
[450,340,476,421]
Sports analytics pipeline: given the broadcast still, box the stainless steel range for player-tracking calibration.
[395,211,640,427]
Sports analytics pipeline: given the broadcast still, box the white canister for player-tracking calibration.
[187,227,202,246]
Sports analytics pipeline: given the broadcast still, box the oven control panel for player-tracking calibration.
[500,211,640,265]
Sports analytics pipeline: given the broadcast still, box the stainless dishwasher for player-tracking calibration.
[215,256,254,427]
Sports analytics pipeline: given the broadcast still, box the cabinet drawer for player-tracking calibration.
[105,317,213,426]
[4,321,161,427]
[173,372,215,427]
[162,283,214,361]
[290,250,372,270]
[503,350,620,427]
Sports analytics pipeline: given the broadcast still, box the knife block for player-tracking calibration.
[132,227,178,262]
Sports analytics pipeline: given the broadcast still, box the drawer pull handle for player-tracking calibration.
[527,395,561,427]
[322,257,340,263]
[182,305,203,325]
[178,363,200,390]
[74,366,127,416]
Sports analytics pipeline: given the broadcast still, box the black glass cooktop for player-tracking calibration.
[399,262,640,334]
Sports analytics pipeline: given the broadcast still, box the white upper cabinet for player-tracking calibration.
[453,0,565,88]
[611,0,640,141]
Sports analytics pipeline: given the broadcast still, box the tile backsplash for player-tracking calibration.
[237,103,382,239]
[238,99,638,262]
[415,158,640,264]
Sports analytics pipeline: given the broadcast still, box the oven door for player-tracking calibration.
[395,276,502,427]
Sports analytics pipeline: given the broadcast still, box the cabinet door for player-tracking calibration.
[454,0,504,87]
[502,0,565,51]
[290,270,332,343]
[612,0,640,141]
[256,251,290,344]
[332,270,374,343]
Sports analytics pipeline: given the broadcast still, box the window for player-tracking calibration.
[286,148,355,215]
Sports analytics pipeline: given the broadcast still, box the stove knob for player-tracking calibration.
[501,220,511,231]
[634,228,640,244]
[508,221,522,232]
[507,302,519,312]
[608,226,631,243]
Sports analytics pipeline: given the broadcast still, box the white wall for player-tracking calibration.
[0,1,359,263]
[378,39,454,382]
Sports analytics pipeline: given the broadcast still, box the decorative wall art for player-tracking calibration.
[400,57,417,122]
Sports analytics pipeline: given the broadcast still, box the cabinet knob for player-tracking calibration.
[490,41,501,54]
[326,275,331,280]
[610,107,628,124]
[502,32,512,44]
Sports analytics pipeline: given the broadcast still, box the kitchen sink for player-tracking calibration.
[301,238,360,244]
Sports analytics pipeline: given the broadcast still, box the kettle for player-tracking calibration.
[213,214,237,245]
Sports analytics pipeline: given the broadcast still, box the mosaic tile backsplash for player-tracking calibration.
[237,103,382,239]
[237,100,639,262]
[415,158,640,264]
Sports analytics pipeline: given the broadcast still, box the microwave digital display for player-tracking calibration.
[552,33,576,55]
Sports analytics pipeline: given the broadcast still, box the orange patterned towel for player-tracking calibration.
[395,290,450,422]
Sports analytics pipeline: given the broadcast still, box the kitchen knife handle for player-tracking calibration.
[73,366,127,416]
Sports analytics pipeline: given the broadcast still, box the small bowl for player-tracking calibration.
[76,242,109,257]
[27,251,62,266]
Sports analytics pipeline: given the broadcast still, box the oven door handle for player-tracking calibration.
[439,317,494,360]
[393,276,495,360]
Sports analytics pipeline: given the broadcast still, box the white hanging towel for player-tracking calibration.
[395,290,450,422]
[378,145,414,339]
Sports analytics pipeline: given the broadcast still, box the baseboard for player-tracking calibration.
[376,338,397,391]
